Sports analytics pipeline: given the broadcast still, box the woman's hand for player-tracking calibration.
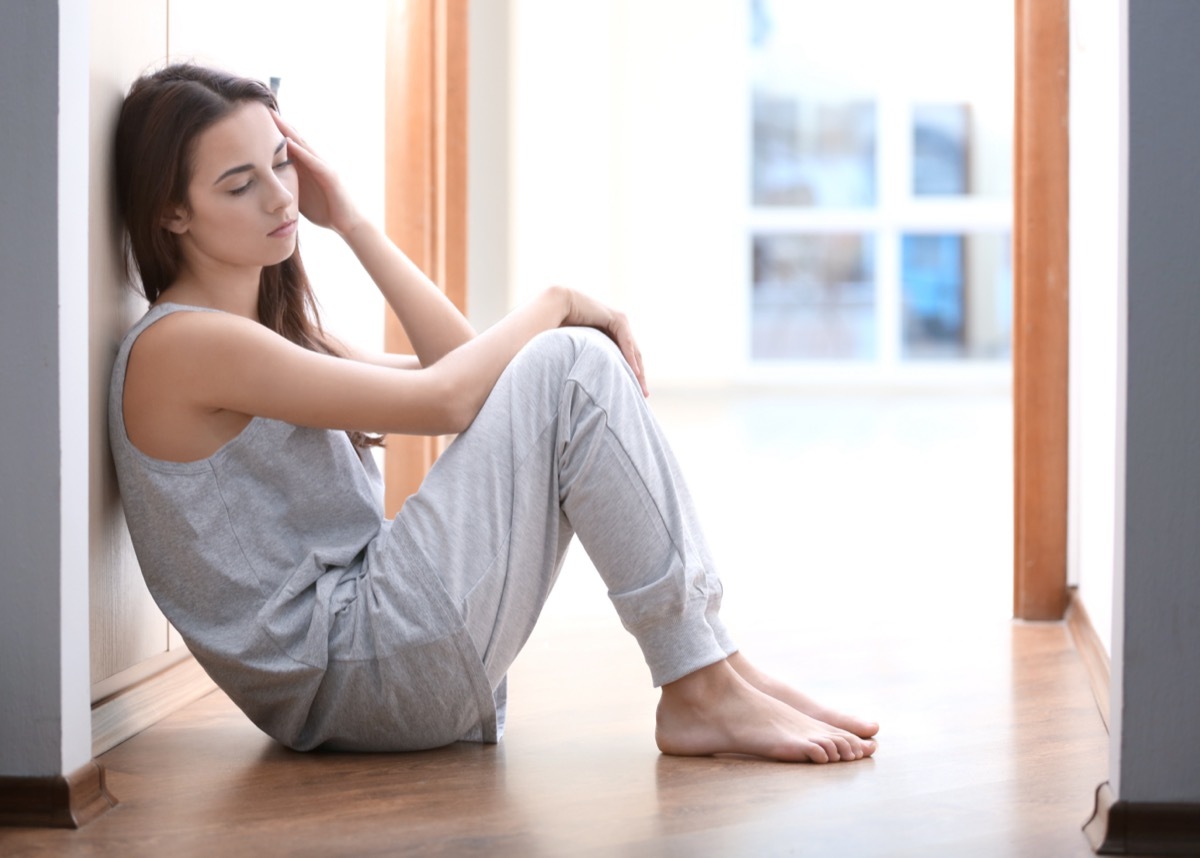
[559,287,649,397]
[271,112,364,237]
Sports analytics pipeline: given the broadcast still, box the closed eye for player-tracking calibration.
[229,161,290,196]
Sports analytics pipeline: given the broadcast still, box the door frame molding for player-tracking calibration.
[1013,0,1070,620]
[382,0,469,515]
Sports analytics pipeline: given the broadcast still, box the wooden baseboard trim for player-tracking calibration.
[1066,587,1111,732]
[1086,781,1200,855]
[91,645,192,704]
[92,653,216,756]
[0,760,116,828]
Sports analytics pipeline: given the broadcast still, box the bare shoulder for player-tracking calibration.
[128,308,333,416]
[129,307,324,396]
[124,310,283,462]
[132,307,280,360]
[123,312,254,463]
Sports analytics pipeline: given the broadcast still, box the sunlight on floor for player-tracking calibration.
[540,387,1014,641]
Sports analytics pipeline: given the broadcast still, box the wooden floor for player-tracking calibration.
[0,392,1112,856]
[0,614,1109,857]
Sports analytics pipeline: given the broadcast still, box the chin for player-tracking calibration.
[268,243,298,266]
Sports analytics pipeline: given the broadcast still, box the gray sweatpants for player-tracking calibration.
[396,327,737,733]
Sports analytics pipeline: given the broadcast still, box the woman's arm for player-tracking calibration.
[333,341,421,371]
[135,284,642,442]
[339,219,475,365]
[273,112,475,365]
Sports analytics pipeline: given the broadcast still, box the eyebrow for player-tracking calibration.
[212,138,288,185]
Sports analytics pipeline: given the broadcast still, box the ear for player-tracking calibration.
[161,206,190,235]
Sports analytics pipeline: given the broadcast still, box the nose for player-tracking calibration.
[265,170,295,212]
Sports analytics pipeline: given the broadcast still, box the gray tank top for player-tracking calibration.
[108,303,495,751]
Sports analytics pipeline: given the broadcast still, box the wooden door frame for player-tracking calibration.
[382,0,469,516]
[1013,0,1070,620]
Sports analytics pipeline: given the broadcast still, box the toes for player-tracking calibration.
[825,711,879,740]
[847,717,880,739]
[803,741,831,764]
[813,736,842,762]
[829,734,855,761]
[842,720,878,740]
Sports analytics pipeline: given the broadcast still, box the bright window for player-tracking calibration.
[749,0,1013,365]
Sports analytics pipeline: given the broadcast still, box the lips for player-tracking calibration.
[269,218,298,238]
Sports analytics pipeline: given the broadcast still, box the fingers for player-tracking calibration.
[560,288,650,397]
[283,135,322,175]
[271,112,323,173]
[268,113,363,234]
[271,111,309,150]
[619,337,649,398]
[609,313,649,397]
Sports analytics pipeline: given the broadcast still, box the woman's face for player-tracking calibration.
[166,100,299,276]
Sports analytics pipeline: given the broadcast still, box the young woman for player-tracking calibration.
[110,63,878,762]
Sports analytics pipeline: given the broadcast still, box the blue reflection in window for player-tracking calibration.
[902,234,964,353]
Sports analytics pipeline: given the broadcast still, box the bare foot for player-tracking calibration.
[655,660,877,763]
[726,651,880,739]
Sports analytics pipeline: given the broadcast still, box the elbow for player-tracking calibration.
[424,370,480,435]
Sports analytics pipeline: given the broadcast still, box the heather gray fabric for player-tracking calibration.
[109,303,735,752]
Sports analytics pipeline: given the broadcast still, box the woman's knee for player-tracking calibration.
[565,327,637,386]
[499,329,582,400]
[512,327,630,392]
[516,327,604,371]
[511,328,578,378]
[525,327,580,357]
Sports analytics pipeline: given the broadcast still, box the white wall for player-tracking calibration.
[506,0,748,385]
[167,0,389,355]
[467,0,512,331]
[1068,0,1121,653]
[607,0,750,384]
[58,0,95,779]
[507,0,616,306]
[1114,0,1200,803]
[0,0,93,777]
[89,0,172,697]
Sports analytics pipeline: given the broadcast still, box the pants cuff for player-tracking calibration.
[631,601,736,687]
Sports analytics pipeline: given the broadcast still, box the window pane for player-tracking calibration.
[901,232,1011,359]
[752,98,877,207]
[752,234,876,360]
[913,103,969,195]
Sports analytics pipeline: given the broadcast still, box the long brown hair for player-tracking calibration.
[115,64,381,447]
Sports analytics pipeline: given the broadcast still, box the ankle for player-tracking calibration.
[726,652,772,688]
[661,659,741,706]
